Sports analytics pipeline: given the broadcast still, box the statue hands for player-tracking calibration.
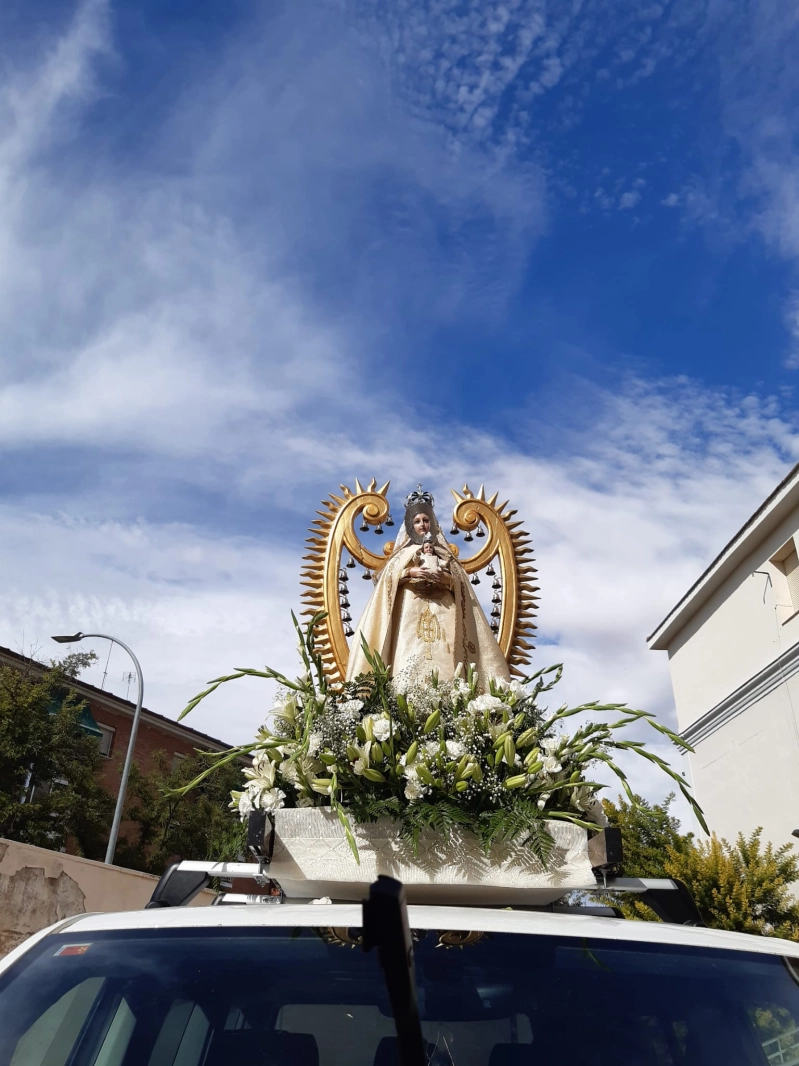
[407,567,450,587]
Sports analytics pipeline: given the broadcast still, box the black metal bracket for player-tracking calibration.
[363,876,427,1066]
[247,810,275,863]
[639,878,705,926]
[588,827,623,884]
[145,864,211,909]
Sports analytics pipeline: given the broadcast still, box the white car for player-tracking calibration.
[1,862,799,1066]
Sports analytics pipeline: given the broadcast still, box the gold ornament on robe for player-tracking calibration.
[417,607,441,659]
[299,479,539,684]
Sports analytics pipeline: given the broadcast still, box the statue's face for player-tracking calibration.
[413,513,431,536]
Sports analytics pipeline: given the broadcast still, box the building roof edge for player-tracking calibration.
[647,460,799,651]
[0,643,234,752]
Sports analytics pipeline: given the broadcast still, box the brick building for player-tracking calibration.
[0,644,236,801]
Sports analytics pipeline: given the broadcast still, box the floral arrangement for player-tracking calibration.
[177,613,707,865]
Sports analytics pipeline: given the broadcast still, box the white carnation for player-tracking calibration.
[237,792,254,819]
[467,694,505,714]
[404,779,425,801]
[307,732,323,756]
[279,760,299,784]
[258,787,286,812]
[296,795,314,808]
[364,714,391,742]
[445,739,466,758]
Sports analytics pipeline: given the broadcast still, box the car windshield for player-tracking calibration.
[1,926,799,1066]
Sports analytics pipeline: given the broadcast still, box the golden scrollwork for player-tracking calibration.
[317,927,364,948]
[300,478,391,684]
[436,929,489,948]
[450,484,538,677]
[300,479,538,683]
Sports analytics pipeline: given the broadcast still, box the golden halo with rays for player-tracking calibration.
[300,479,538,682]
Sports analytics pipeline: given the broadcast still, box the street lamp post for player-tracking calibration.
[52,631,144,865]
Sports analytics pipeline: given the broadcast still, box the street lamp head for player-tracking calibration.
[51,633,84,644]
[792,830,799,839]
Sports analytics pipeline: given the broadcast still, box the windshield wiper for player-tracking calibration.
[363,875,427,1066]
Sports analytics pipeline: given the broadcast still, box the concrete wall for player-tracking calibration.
[0,839,215,958]
[667,505,799,730]
[687,681,799,848]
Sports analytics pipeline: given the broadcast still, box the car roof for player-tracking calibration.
[27,903,799,961]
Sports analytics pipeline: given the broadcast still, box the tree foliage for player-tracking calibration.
[665,830,799,940]
[603,793,799,939]
[114,751,245,874]
[0,653,114,858]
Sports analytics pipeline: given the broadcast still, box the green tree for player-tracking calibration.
[603,793,799,938]
[114,751,245,874]
[601,792,694,920]
[0,652,114,858]
[603,792,693,874]
[665,830,799,940]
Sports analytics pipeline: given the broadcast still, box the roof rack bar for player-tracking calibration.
[599,876,705,926]
[213,891,285,906]
[145,865,705,925]
[602,877,677,892]
[175,861,274,876]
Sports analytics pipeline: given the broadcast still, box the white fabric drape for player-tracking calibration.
[346,531,510,689]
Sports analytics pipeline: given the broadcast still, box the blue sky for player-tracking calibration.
[4,0,799,820]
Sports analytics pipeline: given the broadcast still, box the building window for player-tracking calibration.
[770,538,799,611]
[97,724,115,758]
[171,752,187,775]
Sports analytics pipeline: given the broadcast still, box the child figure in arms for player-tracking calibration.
[407,531,452,590]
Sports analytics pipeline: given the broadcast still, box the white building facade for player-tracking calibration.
[648,464,799,847]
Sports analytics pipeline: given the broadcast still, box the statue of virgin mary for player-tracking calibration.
[346,488,510,689]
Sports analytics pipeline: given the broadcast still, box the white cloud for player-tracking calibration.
[0,0,551,478]
[3,377,797,841]
[697,1,799,266]
[784,293,799,370]
[618,189,641,210]
[0,509,300,744]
